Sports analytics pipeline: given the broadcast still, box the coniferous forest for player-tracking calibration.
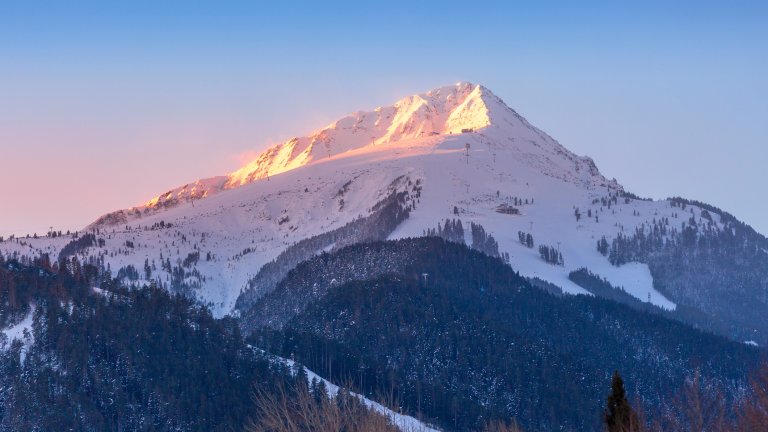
[0,239,766,431]
[249,238,762,431]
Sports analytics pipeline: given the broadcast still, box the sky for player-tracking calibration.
[1,0,766,237]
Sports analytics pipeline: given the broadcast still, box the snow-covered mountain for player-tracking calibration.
[3,82,751,320]
[90,82,612,226]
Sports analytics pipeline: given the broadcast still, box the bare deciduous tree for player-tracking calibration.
[483,419,524,432]
[245,379,400,432]
[650,370,731,432]
[736,362,768,432]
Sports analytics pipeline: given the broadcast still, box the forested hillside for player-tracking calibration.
[607,197,768,344]
[0,255,317,431]
[0,239,765,431]
[250,238,761,431]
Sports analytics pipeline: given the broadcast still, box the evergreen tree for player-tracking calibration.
[597,236,610,256]
[144,258,152,279]
[604,371,638,432]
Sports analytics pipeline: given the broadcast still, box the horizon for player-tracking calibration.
[1,1,766,237]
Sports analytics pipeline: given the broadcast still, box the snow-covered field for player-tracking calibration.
[1,82,722,316]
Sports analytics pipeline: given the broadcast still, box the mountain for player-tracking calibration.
[88,82,609,224]
[1,82,767,345]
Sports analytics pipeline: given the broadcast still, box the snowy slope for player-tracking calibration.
[1,305,35,362]
[89,82,607,224]
[1,82,711,316]
[255,347,441,432]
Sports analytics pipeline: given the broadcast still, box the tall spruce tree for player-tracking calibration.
[604,371,638,432]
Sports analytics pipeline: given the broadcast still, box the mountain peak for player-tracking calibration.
[90,82,614,226]
[224,82,506,188]
[395,81,504,134]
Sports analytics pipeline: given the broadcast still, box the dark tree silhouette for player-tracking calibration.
[604,371,639,432]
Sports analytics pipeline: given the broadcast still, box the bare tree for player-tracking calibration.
[652,370,731,432]
[483,419,524,432]
[736,362,768,432]
[246,379,399,432]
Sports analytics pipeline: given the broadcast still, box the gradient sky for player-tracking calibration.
[1,0,766,237]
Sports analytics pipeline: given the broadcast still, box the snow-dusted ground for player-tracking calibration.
[1,305,35,362]
[254,347,441,432]
[0,82,720,316]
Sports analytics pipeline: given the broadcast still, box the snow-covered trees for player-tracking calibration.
[518,231,534,248]
[539,244,563,266]
[425,220,504,259]
[182,251,200,267]
[597,236,610,256]
[425,219,465,244]
[57,233,98,262]
[470,222,500,258]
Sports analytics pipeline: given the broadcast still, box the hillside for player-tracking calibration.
[250,238,760,431]
[0,255,433,432]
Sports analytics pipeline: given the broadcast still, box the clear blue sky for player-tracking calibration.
[1,0,766,236]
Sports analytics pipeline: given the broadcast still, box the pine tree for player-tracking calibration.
[604,371,638,432]
[295,364,309,390]
[597,236,610,256]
